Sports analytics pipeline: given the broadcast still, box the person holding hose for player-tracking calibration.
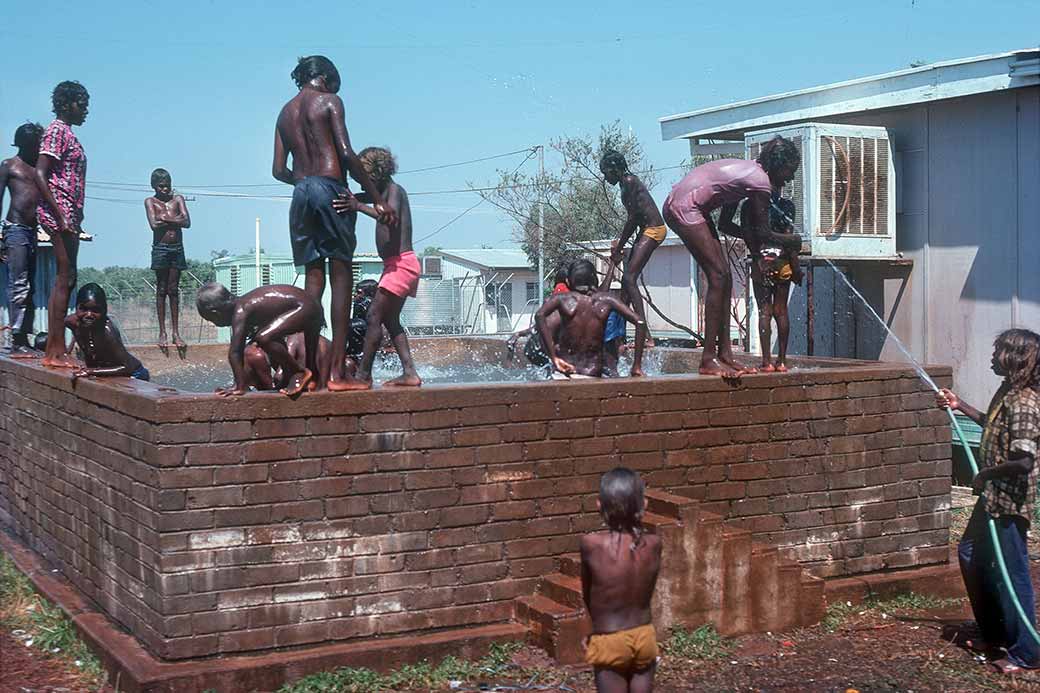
[937,328,1040,674]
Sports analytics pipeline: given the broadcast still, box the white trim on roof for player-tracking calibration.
[660,48,1040,141]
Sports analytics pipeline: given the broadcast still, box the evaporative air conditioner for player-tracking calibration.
[422,255,442,277]
[745,123,896,258]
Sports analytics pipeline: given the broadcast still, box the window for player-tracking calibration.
[230,266,240,295]
[485,282,513,309]
[261,264,272,285]
[525,281,539,302]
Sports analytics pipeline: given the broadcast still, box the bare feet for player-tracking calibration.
[774,362,789,373]
[630,367,645,377]
[327,376,373,392]
[42,354,80,369]
[698,357,740,378]
[172,334,186,348]
[158,333,168,350]
[720,354,757,375]
[990,658,1023,675]
[760,362,776,373]
[384,373,422,387]
[280,369,314,397]
[645,337,656,349]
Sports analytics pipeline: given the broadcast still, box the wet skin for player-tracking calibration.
[536,288,642,378]
[581,528,661,693]
[145,180,191,349]
[330,180,419,389]
[272,75,398,389]
[198,284,321,397]
[0,146,43,355]
[664,160,800,378]
[718,202,800,372]
[37,99,88,368]
[64,299,143,380]
[603,165,664,372]
[245,333,332,391]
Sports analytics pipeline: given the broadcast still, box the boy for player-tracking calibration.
[720,195,800,372]
[601,149,662,365]
[535,259,643,379]
[65,284,149,381]
[144,168,191,352]
[196,282,321,397]
[600,248,628,378]
[331,147,420,389]
[273,55,396,390]
[0,123,46,356]
[581,467,662,693]
[244,332,333,391]
[938,329,1040,675]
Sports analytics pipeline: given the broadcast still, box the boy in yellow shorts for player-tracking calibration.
[601,150,662,374]
[581,467,662,692]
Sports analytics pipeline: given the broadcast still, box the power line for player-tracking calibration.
[413,148,539,245]
[84,147,538,191]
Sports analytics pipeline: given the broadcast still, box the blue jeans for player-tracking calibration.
[1,223,36,338]
[958,497,1040,667]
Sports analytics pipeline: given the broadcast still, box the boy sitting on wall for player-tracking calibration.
[535,259,642,379]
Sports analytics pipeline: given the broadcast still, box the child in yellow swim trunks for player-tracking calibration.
[580,467,662,692]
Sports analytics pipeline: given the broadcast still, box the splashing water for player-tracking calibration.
[823,259,939,393]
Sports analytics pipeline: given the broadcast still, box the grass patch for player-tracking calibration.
[278,641,525,692]
[824,591,964,632]
[0,552,107,689]
[662,625,733,661]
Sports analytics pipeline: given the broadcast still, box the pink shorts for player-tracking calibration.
[662,192,709,229]
[379,251,421,298]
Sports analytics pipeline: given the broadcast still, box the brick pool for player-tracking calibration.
[0,338,952,666]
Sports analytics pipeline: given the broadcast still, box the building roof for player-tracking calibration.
[439,248,533,271]
[212,251,382,268]
[660,47,1040,142]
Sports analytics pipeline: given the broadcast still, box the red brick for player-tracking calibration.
[453,427,501,446]
[326,497,369,518]
[361,413,411,432]
[187,443,245,466]
[509,401,556,422]
[210,421,252,442]
[298,436,351,457]
[271,459,322,480]
[501,422,548,442]
[411,410,458,430]
[243,439,297,462]
[308,416,360,435]
[254,418,307,438]
[413,488,461,509]
[461,405,509,425]
[213,465,270,484]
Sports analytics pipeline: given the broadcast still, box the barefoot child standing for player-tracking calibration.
[581,467,662,693]
[332,147,421,389]
[937,329,1040,675]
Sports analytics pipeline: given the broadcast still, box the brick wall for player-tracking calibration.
[0,353,952,660]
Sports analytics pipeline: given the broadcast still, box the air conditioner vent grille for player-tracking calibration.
[819,136,890,236]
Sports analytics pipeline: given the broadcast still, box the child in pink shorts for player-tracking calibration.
[332,147,421,389]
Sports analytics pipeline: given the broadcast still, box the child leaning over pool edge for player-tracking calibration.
[580,467,661,693]
[937,328,1040,675]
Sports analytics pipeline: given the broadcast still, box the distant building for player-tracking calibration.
[436,249,540,334]
[658,47,1039,404]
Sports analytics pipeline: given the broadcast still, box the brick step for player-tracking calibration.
[559,553,581,578]
[641,511,678,531]
[644,488,698,520]
[515,593,589,664]
[538,573,583,609]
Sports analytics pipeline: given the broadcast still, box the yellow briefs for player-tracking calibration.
[642,225,667,243]
[585,623,659,672]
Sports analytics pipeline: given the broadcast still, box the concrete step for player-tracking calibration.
[719,529,753,636]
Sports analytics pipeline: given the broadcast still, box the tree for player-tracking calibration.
[420,246,443,257]
[480,121,659,279]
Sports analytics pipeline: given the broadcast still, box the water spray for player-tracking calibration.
[825,258,1040,647]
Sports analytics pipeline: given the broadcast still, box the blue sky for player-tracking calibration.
[1,0,1035,269]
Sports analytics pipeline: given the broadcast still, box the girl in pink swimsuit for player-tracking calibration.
[662,136,801,377]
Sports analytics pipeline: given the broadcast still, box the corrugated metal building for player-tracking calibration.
[0,242,55,338]
[658,47,1039,405]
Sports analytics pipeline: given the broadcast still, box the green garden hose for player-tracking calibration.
[947,408,1040,646]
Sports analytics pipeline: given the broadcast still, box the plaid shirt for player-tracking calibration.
[979,384,1040,522]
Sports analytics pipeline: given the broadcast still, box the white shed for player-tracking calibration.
[660,47,1040,404]
[438,249,539,333]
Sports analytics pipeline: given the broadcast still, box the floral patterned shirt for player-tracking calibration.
[37,119,86,232]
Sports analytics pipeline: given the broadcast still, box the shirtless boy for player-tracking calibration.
[273,55,397,390]
[581,467,662,693]
[144,168,191,351]
[65,284,149,381]
[601,150,662,370]
[196,282,321,397]
[244,332,332,391]
[0,123,46,356]
[332,147,420,389]
[535,259,643,378]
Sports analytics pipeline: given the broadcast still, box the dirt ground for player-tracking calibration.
[0,627,113,693]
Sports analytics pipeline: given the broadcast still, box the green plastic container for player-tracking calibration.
[951,413,982,485]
